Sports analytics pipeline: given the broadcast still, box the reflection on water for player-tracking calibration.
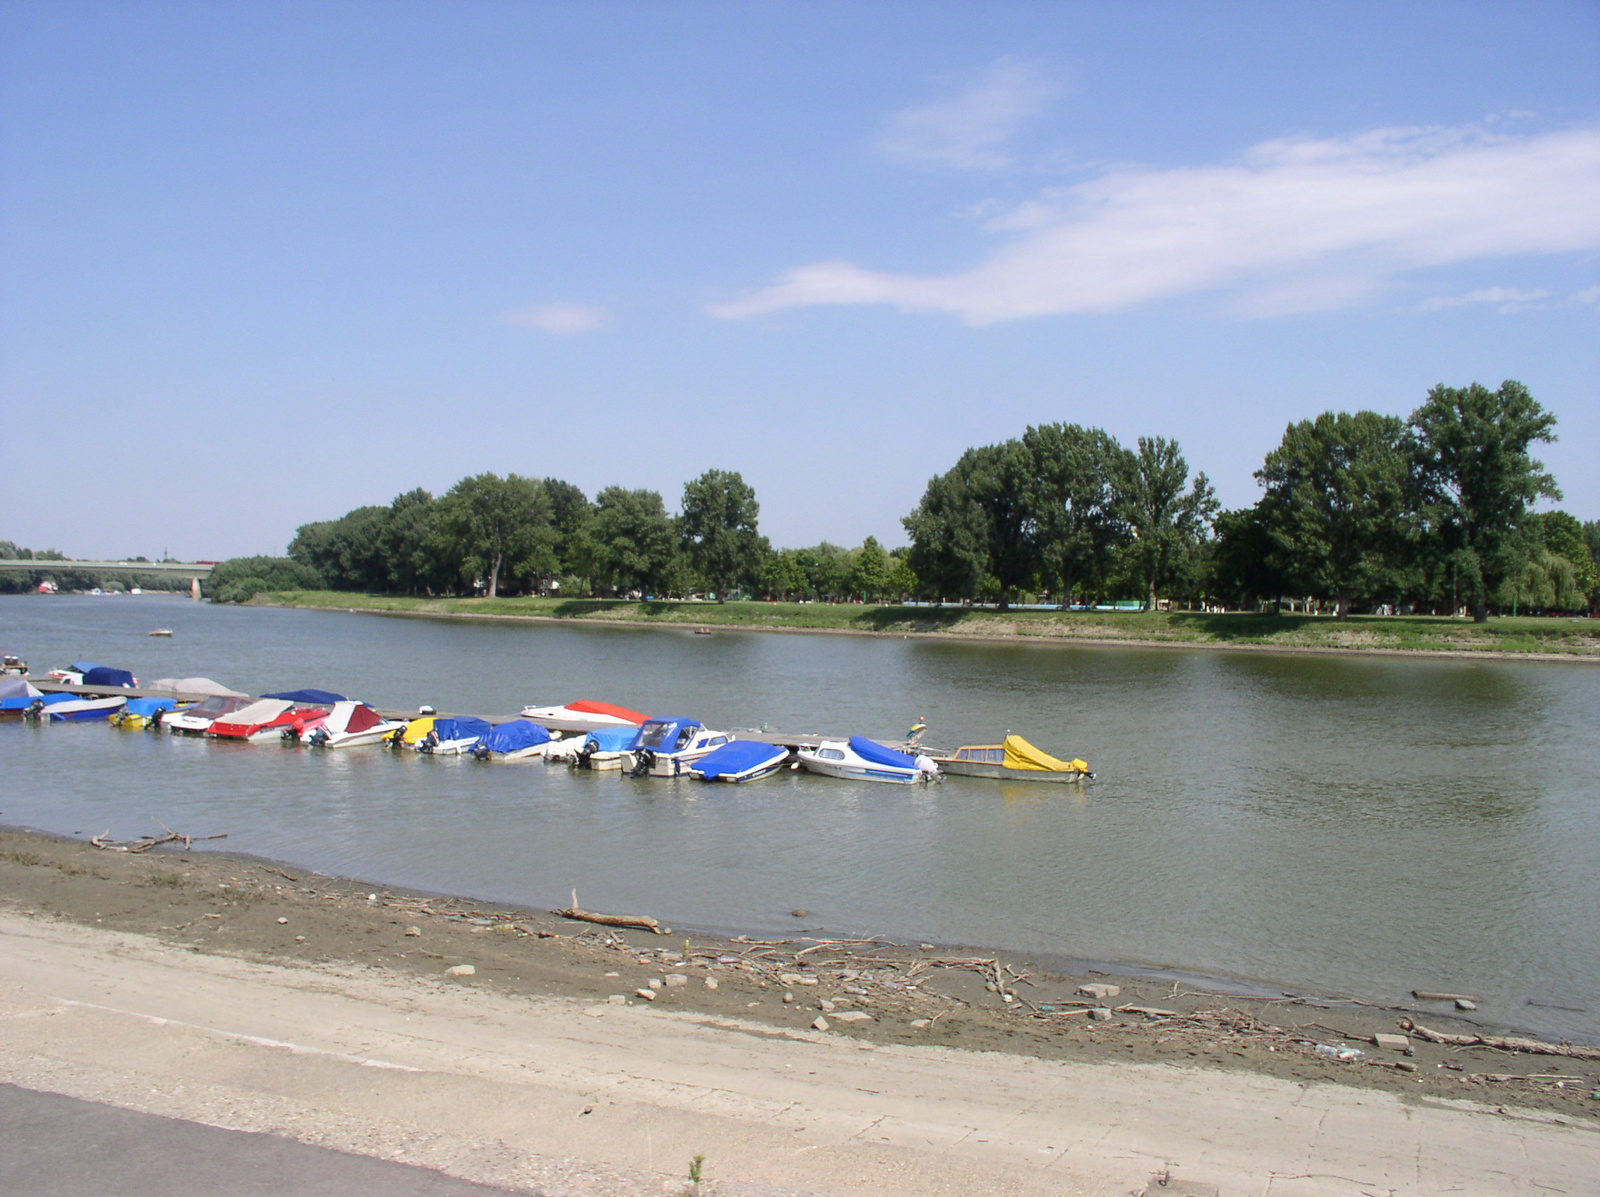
[3,594,1598,1041]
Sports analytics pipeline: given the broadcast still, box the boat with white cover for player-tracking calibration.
[620,716,732,777]
[303,701,407,748]
[517,699,646,733]
[39,696,128,722]
[797,736,940,784]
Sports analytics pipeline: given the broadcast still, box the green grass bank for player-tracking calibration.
[254,591,1600,658]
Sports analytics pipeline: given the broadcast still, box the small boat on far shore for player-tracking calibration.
[930,735,1093,782]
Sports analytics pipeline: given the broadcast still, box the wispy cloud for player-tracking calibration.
[502,303,609,334]
[711,124,1600,324]
[1419,286,1552,312]
[1575,284,1600,304]
[878,58,1054,171]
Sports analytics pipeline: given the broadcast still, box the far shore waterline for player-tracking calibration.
[253,592,1600,664]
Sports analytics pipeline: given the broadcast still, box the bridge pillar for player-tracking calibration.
[191,576,202,601]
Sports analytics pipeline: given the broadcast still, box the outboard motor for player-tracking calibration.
[417,729,438,755]
[25,697,44,721]
[308,726,330,748]
[470,740,491,760]
[281,725,300,742]
[627,748,656,778]
[150,707,165,731]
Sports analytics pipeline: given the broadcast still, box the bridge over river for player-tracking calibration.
[0,559,213,595]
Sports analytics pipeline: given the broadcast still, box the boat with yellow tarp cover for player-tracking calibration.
[931,735,1093,782]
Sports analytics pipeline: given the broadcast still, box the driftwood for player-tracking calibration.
[557,889,661,934]
[91,821,227,854]
[1413,990,1481,1003]
[1402,1019,1600,1060]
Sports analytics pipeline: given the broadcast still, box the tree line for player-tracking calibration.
[197,379,1600,620]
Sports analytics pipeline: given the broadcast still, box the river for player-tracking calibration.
[4,593,1598,1042]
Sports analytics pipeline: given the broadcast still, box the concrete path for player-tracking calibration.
[0,911,1594,1196]
[0,1083,518,1196]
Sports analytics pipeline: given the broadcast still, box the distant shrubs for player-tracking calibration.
[209,556,325,603]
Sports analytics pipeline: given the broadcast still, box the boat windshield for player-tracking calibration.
[638,720,692,750]
[818,748,845,760]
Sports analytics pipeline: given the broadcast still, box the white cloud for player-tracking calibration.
[502,303,609,334]
[1418,286,1551,312]
[878,58,1054,171]
[710,124,1600,324]
[1575,284,1600,303]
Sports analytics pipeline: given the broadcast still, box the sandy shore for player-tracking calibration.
[2,829,1596,1195]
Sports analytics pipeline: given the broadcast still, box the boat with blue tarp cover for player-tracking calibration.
[797,735,939,784]
[471,719,558,760]
[621,716,732,777]
[690,740,790,783]
[418,716,493,755]
[573,726,637,770]
[261,688,346,705]
[110,696,183,730]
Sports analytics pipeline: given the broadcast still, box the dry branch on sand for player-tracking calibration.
[557,889,662,933]
[90,821,227,854]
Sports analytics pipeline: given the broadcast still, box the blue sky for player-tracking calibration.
[3,0,1598,561]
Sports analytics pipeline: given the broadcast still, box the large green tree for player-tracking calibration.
[1115,436,1218,610]
[1023,423,1123,608]
[591,486,675,595]
[901,468,989,602]
[1209,506,1284,611]
[1409,381,1559,621]
[849,536,893,602]
[436,473,556,597]
[679,469,762,601]
[542,478,597,585]
[379,488,446,594]
[1255,410,1413,618]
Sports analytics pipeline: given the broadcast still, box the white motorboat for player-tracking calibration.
[619,716,732,777]
[39,696,127,722]
[797,736,940,785]
[164,694,253,735]
[303,701,407,748]
[570,727,638,770]
[517,699,647,734]
[208,699,302,742]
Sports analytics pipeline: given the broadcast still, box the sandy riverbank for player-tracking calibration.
[2,827,1597,1195]
[254,592,1600,663]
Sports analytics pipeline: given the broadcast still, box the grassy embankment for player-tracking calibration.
[257,590,1600,657]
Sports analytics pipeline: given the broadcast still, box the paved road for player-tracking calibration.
[0,1084,524,1197]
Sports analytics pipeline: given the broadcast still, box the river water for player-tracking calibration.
[4,594,1598,1041]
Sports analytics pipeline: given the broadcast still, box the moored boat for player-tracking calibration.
[110,696,183,730]
[163,694,253,735]
[469,719,560,761]
[931,735,1093,782]
[571,726,637,770]
[42,696,129,722]
[209,699,306,742]
[620,716,732,777]
[302,701,406,748]
[517,699,647,734]
[797,736,939,784]
[417,716,493,755]
[690,740,790,783]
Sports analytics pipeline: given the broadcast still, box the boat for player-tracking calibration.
[388,715,435,749]
[163,694,253,735]
[146,677,249,699]
[149,628,173,637]
[797,736,940,784]
[3,655,29,674]
[110,696,184,730]
[4,692,74,719]
[49,662,138,689]
[931,735,1093,782]
[690,740,790,783]
[619,716,733,778]
[302,701,407,748]
[416,716,493,755]
[261,688,346,705]
[570,726,638,770]
[0,676,42,717]
[209,699,309,742]
[517,699,647,734]
[469,719,561,761]
[42,696,129,722]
